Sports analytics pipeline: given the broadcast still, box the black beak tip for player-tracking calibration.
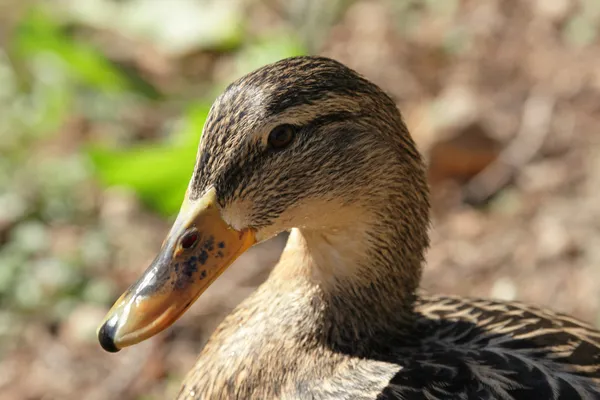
[98,321,121,353]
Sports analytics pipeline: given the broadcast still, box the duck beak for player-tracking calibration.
[97,187,256,352]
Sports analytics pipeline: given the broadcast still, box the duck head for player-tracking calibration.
[98,56,429,352]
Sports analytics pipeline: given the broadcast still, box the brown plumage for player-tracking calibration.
[99,56,600,399]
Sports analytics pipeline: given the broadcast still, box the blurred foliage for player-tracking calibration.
[2,1,308,220]
[14,8,136,94]
[0,0,307,353]
[61,0,246,55]
[88,103,210,216]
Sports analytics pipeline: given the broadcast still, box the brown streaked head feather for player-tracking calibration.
[188,56,428,238]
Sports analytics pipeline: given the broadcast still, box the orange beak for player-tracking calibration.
[97,188,256,352]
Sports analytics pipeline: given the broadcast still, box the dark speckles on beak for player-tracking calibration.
[97,188,256,351]
[198,250,209,265]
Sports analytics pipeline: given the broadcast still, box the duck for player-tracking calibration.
[97,56,600,399]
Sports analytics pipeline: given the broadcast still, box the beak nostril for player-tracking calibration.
[180,230,200,250]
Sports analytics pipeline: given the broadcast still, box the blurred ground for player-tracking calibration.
[0,0,599,399]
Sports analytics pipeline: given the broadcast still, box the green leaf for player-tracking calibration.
[14,8,128,92]
[13,6,161,98]
[87,103,210,216]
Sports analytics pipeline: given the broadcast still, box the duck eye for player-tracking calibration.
[268,124,295,149]
[180,230,199,250]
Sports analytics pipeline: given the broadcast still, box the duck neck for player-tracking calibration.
[271,195,429,352]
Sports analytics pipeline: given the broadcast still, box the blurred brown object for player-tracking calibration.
[428,122,501,185]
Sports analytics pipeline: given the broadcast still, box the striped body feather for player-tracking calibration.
[178,293,600,400]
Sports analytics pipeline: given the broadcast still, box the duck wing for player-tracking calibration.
[371,295,600,400]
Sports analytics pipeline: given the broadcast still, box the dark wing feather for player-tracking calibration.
[374,295,600,400]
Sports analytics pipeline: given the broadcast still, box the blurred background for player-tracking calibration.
[0,0,599,398]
